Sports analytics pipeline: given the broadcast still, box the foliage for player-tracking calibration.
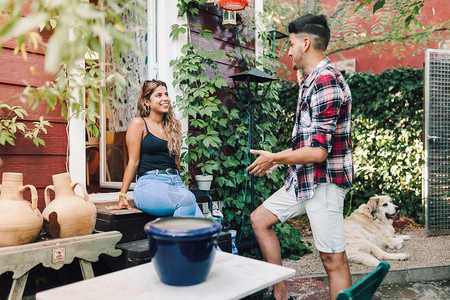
[276,68,424,223]
[263,0,449,60]
[172,2,310,258]
[170,25,230,176]
[346,68,424,222]
[354,0,424,27]
[0,104,51,147]
[176,0,207,17]
[275,223,312,260]
[0,0,144,135]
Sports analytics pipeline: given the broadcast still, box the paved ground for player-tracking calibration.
[280,229,450,299]
[283,229,449,277]
[374,280,450,299]
[282,278,450,299]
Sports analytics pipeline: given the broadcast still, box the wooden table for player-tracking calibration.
[0,231,122,300]
[36,251,295,300]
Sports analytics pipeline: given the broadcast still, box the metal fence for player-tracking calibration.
[424,49,450,234]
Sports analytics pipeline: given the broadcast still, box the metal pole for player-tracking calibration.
[250,97,255,212]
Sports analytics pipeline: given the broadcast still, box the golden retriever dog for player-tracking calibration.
[344,195,410,266]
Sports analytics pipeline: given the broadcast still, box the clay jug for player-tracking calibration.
[0,172,43,247]
[42,173,96,238]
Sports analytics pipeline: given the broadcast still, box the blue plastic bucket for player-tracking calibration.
[144,217,221,286]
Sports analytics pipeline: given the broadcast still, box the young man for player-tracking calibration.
[247,14,353,300]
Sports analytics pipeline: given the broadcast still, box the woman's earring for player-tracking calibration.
[145,105,150,113]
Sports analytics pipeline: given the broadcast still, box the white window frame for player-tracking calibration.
[68,0,187,201]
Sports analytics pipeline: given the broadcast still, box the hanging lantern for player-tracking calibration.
[222,10,237,28]
[218,0,249,11]
[206,0,217,7]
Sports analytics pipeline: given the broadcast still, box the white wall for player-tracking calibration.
[154,0,188,129]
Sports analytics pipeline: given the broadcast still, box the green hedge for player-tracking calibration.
[346,68,424,222]
[277,68,424,223]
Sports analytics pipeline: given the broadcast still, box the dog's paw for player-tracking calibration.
[391,243,404,250]
[397,253,409,261]
[401,235,410,241]
[390,238,404,249]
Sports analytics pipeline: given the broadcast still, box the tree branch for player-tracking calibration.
[331,0,353,19]
[327,27,449,55]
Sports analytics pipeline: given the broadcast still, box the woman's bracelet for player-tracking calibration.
[118,192,128,198]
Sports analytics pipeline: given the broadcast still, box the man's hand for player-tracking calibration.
[246,149,276,177]
[266,164,280,175]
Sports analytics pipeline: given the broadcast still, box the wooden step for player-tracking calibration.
[95,201,157,244]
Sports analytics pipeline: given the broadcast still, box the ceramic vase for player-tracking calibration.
[42,172,96,238]
[144,217,221,286]
[0,172,43,247]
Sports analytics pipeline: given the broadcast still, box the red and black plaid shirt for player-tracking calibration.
[285,58,354,201]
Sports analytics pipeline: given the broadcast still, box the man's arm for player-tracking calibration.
[247,146,328,177]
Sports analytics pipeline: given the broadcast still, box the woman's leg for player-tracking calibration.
[169,176,204,218]
[134,174,204,218]
[134,175,175,216]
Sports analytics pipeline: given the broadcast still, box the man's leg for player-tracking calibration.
[251,185,304,300]
[320,251,352,299]
[251,205,289,300]
[304,183,352,299]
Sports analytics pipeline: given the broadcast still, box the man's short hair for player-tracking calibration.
[288,14,330,51]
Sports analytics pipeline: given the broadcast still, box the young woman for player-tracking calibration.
[107,79,203,217]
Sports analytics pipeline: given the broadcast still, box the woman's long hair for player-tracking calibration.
[137,79,182,156]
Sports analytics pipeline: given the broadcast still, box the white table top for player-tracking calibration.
[36,251,295,300]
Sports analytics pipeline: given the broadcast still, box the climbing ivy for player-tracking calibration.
[172,1,311,258]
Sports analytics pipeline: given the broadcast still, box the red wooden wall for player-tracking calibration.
[0,22,68,212]
[187,3,255,195]
[190,2,255,109]
[280,0,449,80]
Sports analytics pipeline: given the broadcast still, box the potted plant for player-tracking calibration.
[194,151,219,190]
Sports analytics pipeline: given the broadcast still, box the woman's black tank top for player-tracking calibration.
[137,117,177,177]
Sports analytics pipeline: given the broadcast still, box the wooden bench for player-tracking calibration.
[0,231,122,300]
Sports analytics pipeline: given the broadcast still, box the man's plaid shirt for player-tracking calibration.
[284,57,354,201]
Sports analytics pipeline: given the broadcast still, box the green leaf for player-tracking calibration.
[45,27,67,73]
[3,13,48,41]
[373,0,385,13]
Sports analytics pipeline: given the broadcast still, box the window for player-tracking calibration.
[79,0,184,197]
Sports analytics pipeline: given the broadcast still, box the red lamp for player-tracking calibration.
[218,0,249,11]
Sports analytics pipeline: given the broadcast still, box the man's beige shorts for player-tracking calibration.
[263,183,348,254]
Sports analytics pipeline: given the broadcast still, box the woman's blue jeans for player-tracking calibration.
[134,173,203,218]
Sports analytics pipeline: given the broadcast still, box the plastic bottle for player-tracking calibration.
[228,229,238,255]
[211,204,223,224]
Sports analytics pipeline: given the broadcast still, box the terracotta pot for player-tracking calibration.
[42,173,96,238]
[0,172,43,247]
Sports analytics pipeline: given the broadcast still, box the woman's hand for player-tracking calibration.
[106,196,131,210]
